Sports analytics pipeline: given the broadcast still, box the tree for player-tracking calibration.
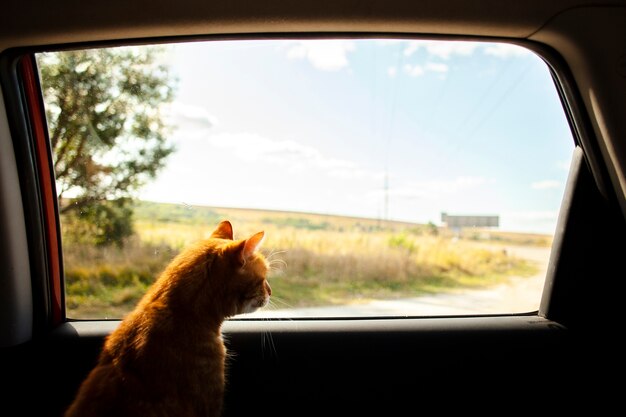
[37,47,176,246]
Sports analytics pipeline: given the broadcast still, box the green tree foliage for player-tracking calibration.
[37,47,176,246]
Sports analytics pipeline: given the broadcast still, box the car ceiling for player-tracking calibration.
[1,0,625,50]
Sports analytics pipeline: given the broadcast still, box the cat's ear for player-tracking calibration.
[236,231,265,265]
[211,220,234,240]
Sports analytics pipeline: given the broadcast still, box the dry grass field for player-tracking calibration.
[63,201,544,318]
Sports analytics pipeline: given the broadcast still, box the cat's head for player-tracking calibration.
[156,220,271,321]
[208,220,272,316]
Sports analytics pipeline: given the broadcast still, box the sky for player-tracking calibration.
[137,38,575,234]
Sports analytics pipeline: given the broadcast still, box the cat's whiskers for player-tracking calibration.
[268,296,295,309]
[266,250,287,274]
[260,319,278,358]
[261,330,266,356]
[266,328,277,357]
[269,260,287,274]
[266,249,287,260]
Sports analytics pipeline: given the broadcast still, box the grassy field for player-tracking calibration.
[63,201,546,318]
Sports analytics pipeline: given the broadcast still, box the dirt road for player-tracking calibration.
[243,245,551,318]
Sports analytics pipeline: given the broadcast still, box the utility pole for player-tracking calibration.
[384,169,389,221]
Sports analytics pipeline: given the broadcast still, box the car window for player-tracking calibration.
[35,38,574,319]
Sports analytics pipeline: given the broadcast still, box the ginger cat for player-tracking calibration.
[64,220,272,417]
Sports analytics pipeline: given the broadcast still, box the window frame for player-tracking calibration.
[0,33,602,329]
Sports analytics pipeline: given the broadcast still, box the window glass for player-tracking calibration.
[36,38,574,319]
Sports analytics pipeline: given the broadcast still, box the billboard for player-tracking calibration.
[441,212,499,229]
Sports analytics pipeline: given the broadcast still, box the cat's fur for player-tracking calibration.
[64,220,271,417]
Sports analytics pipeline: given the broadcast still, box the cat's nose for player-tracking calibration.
[265,281,272,296]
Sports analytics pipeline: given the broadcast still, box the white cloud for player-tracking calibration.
[286,40,355,71]
[425,62,449,73]
[395,40,531,63]
[531,180,562,190]
[206,132,368,178]
[402,62,448,77]
[373,176,492,200]
[483,43,531,58]
[404,40,478,60]
[403,64,425,77]
[169,101,218,128]
[387,66,397,77]
[423,176,492,194]
[403,42,420,57]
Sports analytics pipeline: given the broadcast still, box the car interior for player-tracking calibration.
[1,0,625,415]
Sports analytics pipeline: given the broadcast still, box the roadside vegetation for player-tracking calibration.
[63,201,544,318]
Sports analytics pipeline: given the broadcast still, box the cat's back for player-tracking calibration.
[64,309,226,417]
